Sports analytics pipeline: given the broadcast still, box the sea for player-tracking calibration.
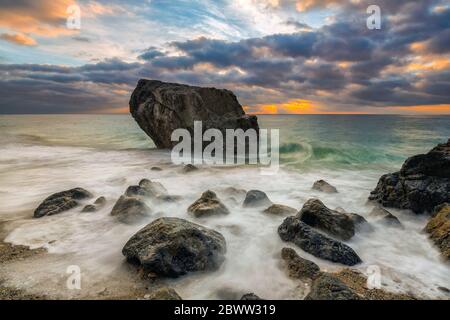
[0,114,449,299]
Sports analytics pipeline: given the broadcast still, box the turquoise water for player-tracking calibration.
[1,114,449,171]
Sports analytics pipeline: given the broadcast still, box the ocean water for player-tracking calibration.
[0,114,449,299]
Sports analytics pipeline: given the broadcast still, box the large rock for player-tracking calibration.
[281,247,321,280]
[369,139,450,214]
[34,188,93,218]
[188,190,230,218]
[122,217,226,277]
[111,195,151,223]
[129,79,259,149]
[305,273,360,300]
[278,216,362,266]
[263,204,297,216]
[243,190,272,208]
[298,199,365,241]
[312,180,338,193]
[425,203,450,260]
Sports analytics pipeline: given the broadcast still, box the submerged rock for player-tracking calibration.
[263,204,297,216]
[222,187,247,202]
[182,164,199,173]
[146,287,182,300]
[129,79,259,149]
[126,179,168,199]
[81,196,106,213]
[122,217,226,277]
[34,188,93,218]
[278,216,362,266]
[150,166,163,171]
[369,206,403,228]
[188,190,230,218]
[281,247,321,280]
[305,273,360,300]
[425,203,450,260]
[369,139,450,214]
[241,293,263,300]
[243,190,272,208]
[298,199,365,241]
[312,180,338,193]
[110,195,151,223]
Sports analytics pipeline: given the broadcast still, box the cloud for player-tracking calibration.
[0,33,37,46]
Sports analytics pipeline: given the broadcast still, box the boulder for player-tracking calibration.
[278,216,362,266]
[305,273,360,300]
[263,204,297,216]
[122,217,226,277]
[369,206,403,228]
[369,139,450,214]
[298,199,365,241]
[125,179,168,199]
[129,79,259,149]
[188,190,230,218]
[34,188,93,218]
[312,180,338,193]
[243,190,272,208]
[425,203,450,260]
[281,247,321,280]
[110,195,151,223]
[146,287,182,300]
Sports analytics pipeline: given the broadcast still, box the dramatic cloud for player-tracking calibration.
[0,0,448,114]
[0,33,37,46]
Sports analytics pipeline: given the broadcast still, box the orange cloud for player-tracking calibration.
[0,33,37,46]
[388,104,450,114]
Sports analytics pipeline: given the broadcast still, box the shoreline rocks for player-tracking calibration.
[122,217,226,277]
[110,195,151,224]
[129,79,259,149]
[81,196,106,213]
[312,180,338,193]
[369,139,450,214]
[278,216,362,266]
[369,206,403,229]
[243,190,272,208]
[263,204,297,216]
[305,273,360,300]
[425,204,449,260]
[188,190,230,218]
[34,188,93,218]
[281,247,321,280]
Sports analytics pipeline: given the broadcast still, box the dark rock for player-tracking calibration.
[81,204,96,213]
[110,195,151,223]
[243,190,272,208]
[278,216,362,266]
[305,273,360,300]
[82,196,107,213]
[263,204,297,216]
[34,188,93,218]
[150,166,163,171]
[155,194,182,203]
[424,203,449,260]
[122,217,226,277]
[182,164,199,173]
[369,139,450,214]
[241,293,263,300]
[129,79,259,149]
[281,247,321,280]
[312,180,338,193]
[147,287,182,300]
[298,199,365,241]
[369,206,403,228]
[188,190,230,218]
[438,286,450,293]
[125,179,168,199]
[94,196,106,206]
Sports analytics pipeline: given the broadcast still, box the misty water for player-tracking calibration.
[0,114,449,299]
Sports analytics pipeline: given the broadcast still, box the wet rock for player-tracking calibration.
[305,273,360,300]
[243,190,272,208]
[34,188,93,218]
[156,194,182,203]
[129,79,259,149]
[126,179,168,199]
[81,196,106,213]
[281,247,321,280]
[147,287,182,300]
[369,139,450,214]
[183,164,199,173]
[425,203,450,260]
[369,206,403,228]
[278,216,362,266]
[122,217,226,277]
[312,180,338,193]
[222,187,247,202]
[241,293,263,300]
[298,199,365,241]
[150,166,163,171]
[263,204,297,216]
[110,195,151,224]
[188,190,230,218]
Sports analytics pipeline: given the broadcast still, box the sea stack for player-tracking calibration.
[129,79,259,149]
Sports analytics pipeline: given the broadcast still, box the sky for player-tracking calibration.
[0,0,449,114]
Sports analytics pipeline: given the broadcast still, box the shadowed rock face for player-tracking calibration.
[129,79,259,148]
[369,139,450,214]
[305,273,360,300]
[34,188,93,218]
[425,204,450,260]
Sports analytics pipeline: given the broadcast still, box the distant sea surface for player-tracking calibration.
[0,114,449,299]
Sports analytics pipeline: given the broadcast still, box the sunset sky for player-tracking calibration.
[0,0,449,114]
